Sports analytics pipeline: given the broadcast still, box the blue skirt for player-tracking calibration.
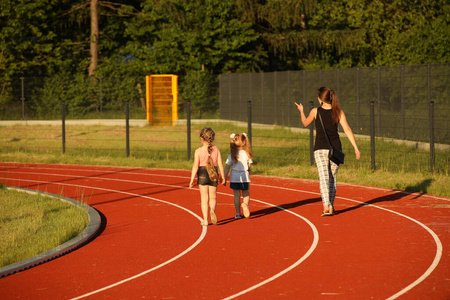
[230,182,249,190]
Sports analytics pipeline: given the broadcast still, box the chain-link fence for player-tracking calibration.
[219,63,450,145]
[1,64,449,175]
[2,76,147,120]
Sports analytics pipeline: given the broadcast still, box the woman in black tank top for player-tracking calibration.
[295,87,361,216]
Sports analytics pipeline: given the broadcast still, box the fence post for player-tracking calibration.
[377,66,381,134]
[401,65,405,140]
[429,101,435,173]
[61,100,66,154]
[370,101,375,171]
[261,72,264,124]
[20,77,25,120]
[287,71,291,126]
[427,63,435,174]
[274,72,277,124]
[125,101,130,157]
[356,68,360,131]
[187,100,191,161]
[99,76,103,119]
[247,100,252,146]
[309,101,314,166]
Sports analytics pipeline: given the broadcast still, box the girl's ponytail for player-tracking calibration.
[200,127,218,182]
[206,140,218,182]
[230,133,252,162]
[242,133,252,159]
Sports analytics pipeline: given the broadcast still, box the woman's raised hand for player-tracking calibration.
[294,102,303,112]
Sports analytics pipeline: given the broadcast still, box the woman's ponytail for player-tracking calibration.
[330,90,341,124]
[318,87,341,124]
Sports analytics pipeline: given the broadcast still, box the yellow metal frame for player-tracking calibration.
[145,74,178,126]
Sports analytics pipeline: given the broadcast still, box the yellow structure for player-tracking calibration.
[145,74,178,126]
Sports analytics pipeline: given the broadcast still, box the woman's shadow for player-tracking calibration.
[335,179,433,215]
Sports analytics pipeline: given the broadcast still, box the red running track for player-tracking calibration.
[0,162,448,299]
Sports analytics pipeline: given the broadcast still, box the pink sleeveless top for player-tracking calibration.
[198,145,219,167]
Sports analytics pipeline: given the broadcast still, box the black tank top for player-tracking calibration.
[314,107,342,151]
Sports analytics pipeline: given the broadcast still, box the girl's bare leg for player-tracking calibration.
[208,186,217,212]
[233,189,241,214]
[199,185,209,225]
[241,190,250,217]
[242,190,250,206]
[208,186,218,224]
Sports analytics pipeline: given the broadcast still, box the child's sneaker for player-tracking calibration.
[234,213,243,219]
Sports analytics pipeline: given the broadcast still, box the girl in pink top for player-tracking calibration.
[189,127,225,226]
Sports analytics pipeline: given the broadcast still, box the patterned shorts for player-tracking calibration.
[197,166,218,187]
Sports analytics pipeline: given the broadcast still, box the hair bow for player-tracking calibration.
[230,133,236,139]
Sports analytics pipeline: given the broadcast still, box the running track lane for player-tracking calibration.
[0,163,448,299]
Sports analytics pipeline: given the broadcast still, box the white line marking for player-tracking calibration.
[0,177,207,300]
[1,170,319,299]
[4,162,448,201]
[4,163,448,201]
[1,164,445,299]
[253,183,444,300]
[222,199,319,300]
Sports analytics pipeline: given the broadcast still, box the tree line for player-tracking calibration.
[1,0,448,116]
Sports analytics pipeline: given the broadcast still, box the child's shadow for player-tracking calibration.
[217,197,322,225]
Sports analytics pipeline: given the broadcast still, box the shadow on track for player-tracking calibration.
[217,197,322,225]
[335,179,433,215]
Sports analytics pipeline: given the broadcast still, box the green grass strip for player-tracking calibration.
[0,186,89,268]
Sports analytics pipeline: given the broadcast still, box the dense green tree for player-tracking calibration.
[235,0,449,70]
[0,0,86,79]
[234,0,318,70]
[0,0,141,108]
[121,0,260,112]
[303,0,449,68]
[1,0,448,116]
[122,0,259,74]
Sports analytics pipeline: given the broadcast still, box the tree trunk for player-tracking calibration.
[88,0,98,76]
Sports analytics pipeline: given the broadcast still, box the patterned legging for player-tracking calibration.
[314,149,340,207]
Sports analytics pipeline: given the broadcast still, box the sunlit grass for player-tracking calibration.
[0,186,89,267]
[0,122,449,197]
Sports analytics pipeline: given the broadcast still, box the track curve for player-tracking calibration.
[0,163,448,299]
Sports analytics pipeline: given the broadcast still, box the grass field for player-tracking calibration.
[0,186,89,268]
[1,122,449,197]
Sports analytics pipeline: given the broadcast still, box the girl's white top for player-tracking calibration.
[226,150,252,183]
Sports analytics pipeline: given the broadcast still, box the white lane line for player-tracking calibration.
[337,195,443,300]
[2,170,320,299]
[222,198,319,300]
[4,162,448,202]
[2,165,444,299]
[0,177,207,300]
[5,163,448,201]
[253,183,444,300]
